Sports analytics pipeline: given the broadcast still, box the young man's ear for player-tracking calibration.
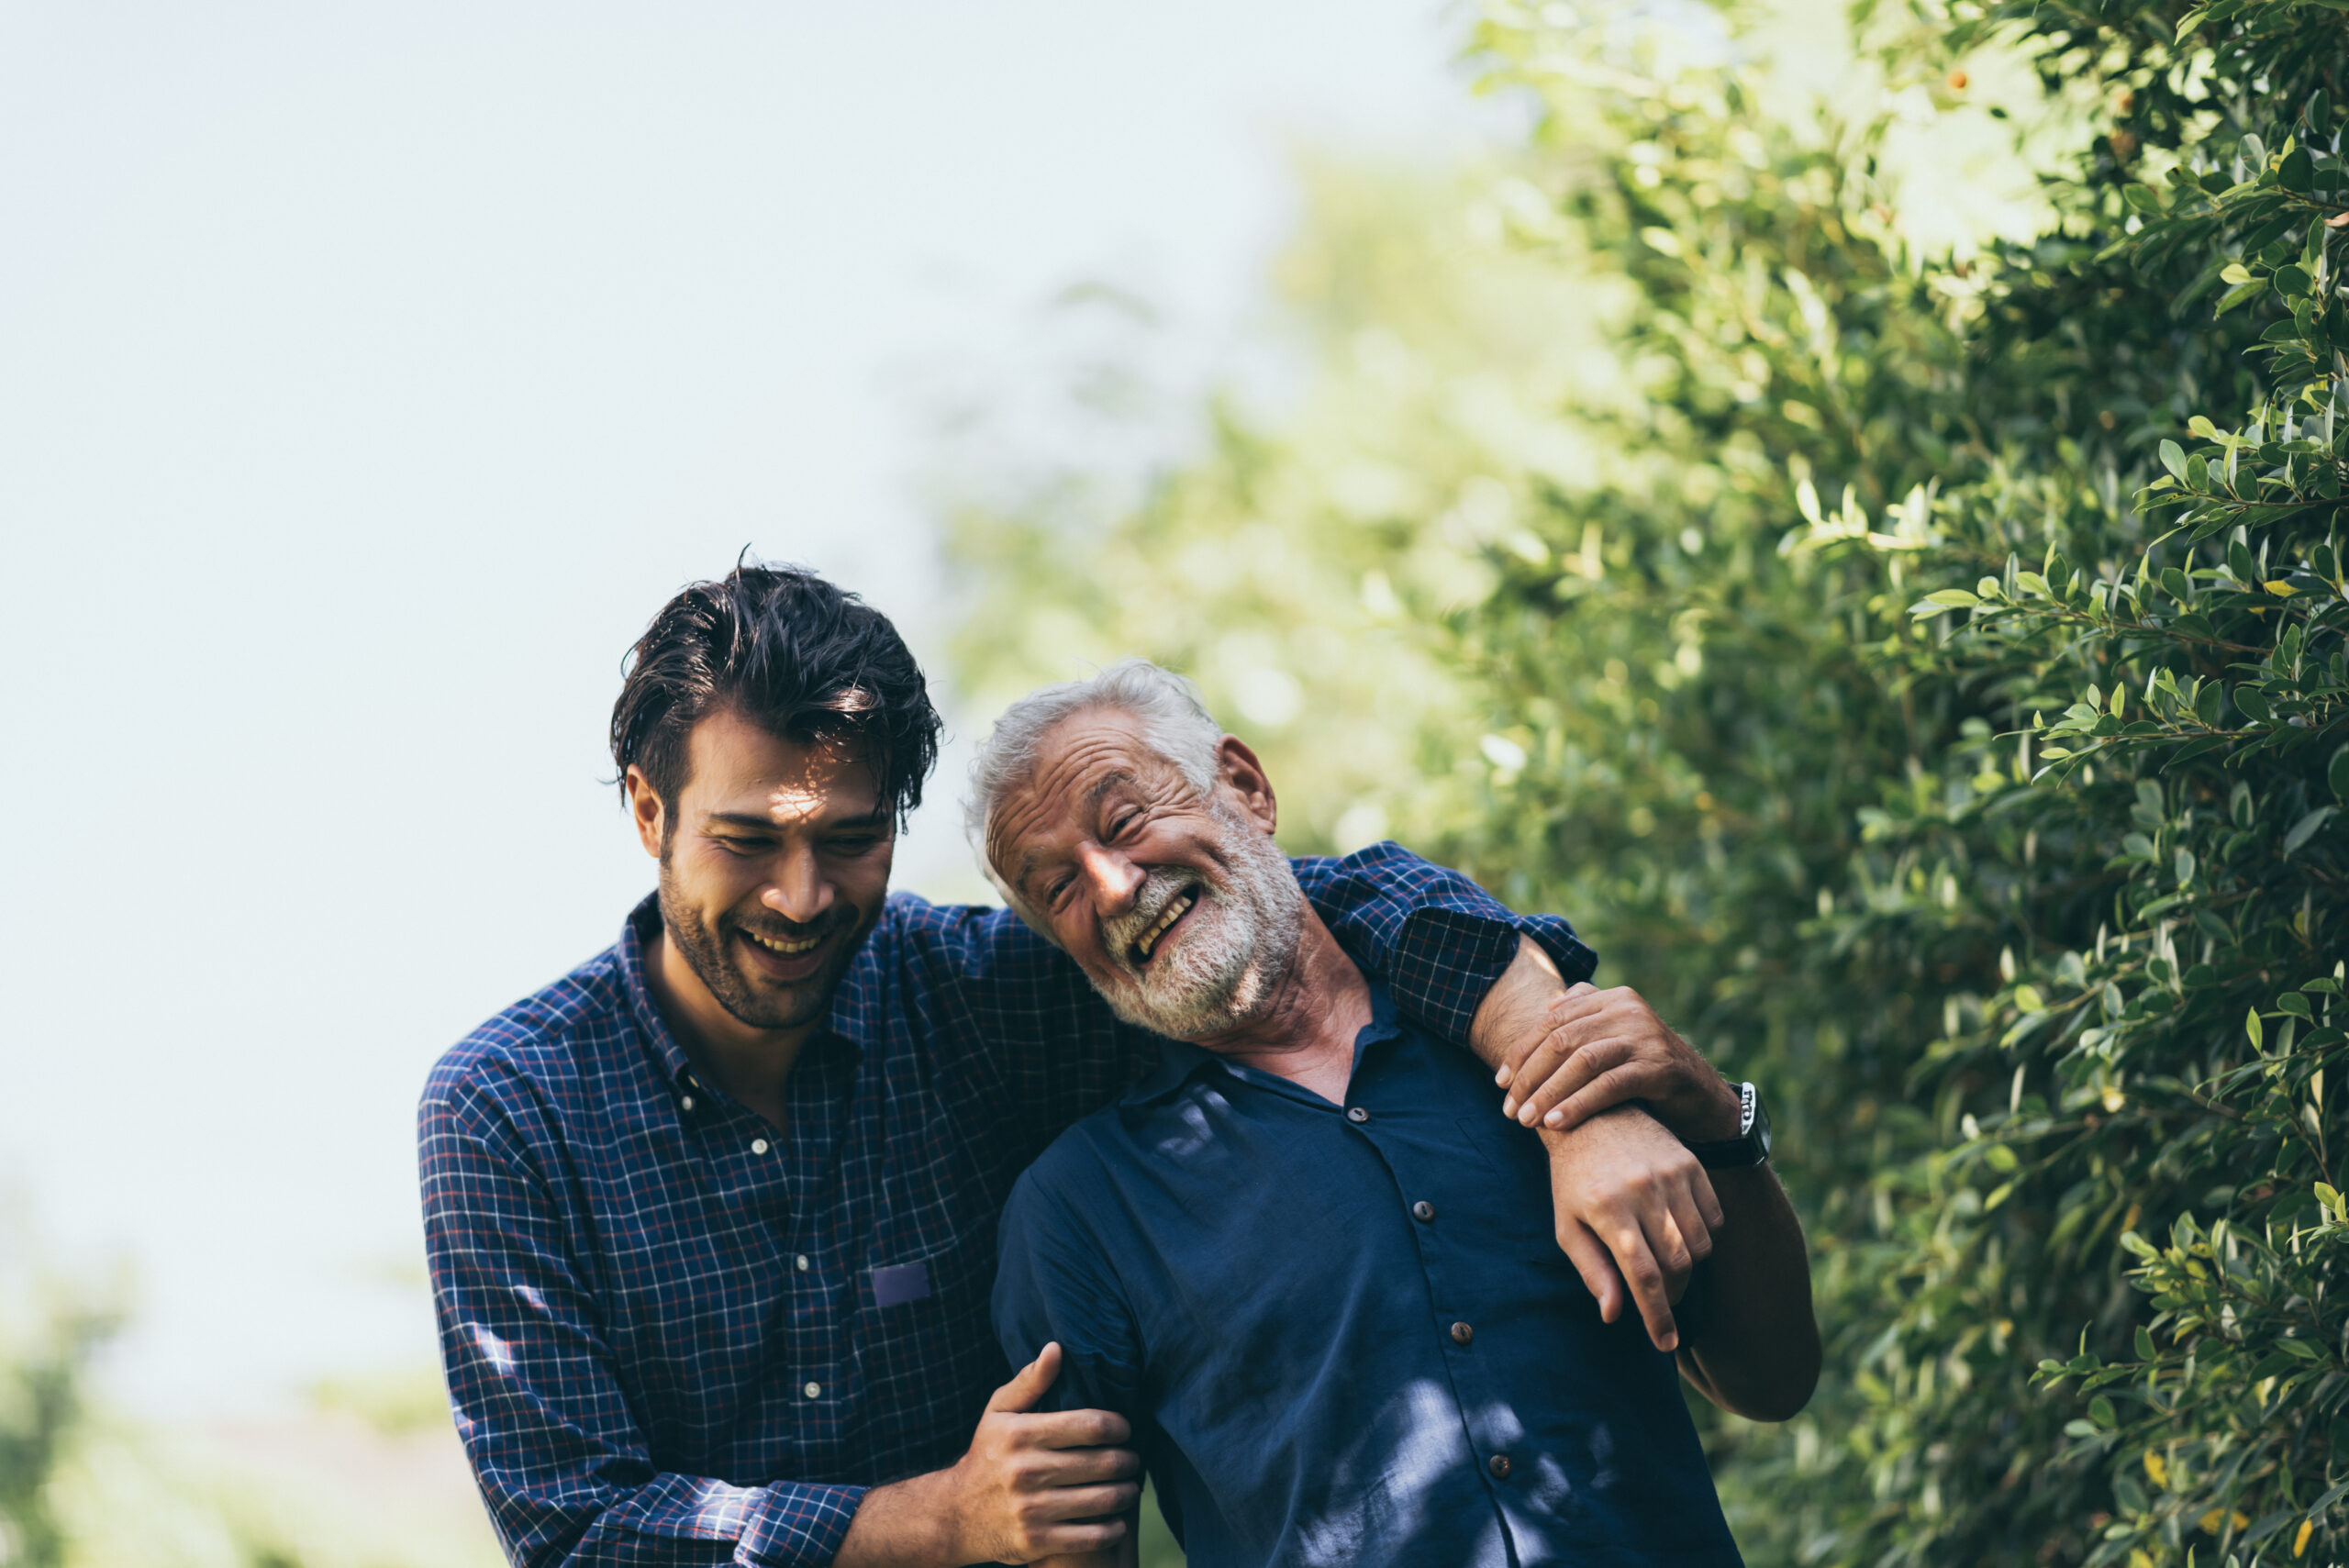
[1214,736,1279,835]
[624,766,668,858]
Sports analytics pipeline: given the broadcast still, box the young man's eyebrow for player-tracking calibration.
[703,809,891,831]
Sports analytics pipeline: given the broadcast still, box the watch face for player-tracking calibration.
[1750,1088,1772,1158]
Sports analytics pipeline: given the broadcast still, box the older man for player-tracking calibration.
[977,661,1820,1568]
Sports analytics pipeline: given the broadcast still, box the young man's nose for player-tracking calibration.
[1075,841,1146,913]
[761,844,836,924]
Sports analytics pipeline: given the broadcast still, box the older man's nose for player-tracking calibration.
[1075,842,1146,912]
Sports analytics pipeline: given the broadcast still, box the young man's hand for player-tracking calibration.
[835,1342,1141,1566]
[1472,940,1742,1140]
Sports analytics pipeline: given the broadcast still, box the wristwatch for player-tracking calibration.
[1683,1082,1772,1169]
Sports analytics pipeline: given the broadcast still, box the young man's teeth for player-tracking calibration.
[1133,894,1194,960]
[747,930,819,955]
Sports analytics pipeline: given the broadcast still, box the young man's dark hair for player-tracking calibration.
[609,562,942,828]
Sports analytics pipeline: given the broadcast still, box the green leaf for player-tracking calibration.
[2160,439,2188,479]
[2088,1395,2117,1429]
[2217,277,2267,315]
[2285,805,2337,855]
[1926,589,1980,608]
[2014,984,2046,1014]
[2329,744,2349,802]
[2278,992,2314,1020]
[2235,684,2274,721]
[2230,538,2259,583]
[2250,1007,2266,1049]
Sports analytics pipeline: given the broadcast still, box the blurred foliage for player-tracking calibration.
[944,0,2349,1562]
[0,1270,113,1568]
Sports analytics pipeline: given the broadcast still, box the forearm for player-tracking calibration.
[832,1470,963,1568]
[1675,1164,1820,1421]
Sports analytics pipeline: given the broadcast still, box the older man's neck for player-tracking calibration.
[1189,907,1372,1104]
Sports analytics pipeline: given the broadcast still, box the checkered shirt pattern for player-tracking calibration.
[418,841,1589,1567]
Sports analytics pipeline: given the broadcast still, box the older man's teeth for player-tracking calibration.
[745,929,820,955]
[1132,894,1195,961]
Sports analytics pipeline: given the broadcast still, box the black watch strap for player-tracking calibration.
[1683,1082,1771,1169]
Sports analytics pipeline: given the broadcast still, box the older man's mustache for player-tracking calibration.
[1105,871,1205,969]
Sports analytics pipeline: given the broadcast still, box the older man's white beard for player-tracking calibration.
[1096,802,1307,1040]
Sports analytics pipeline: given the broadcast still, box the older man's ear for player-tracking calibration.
[1211,736,1280,834]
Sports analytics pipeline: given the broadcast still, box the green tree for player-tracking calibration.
[943,0,2349,1561]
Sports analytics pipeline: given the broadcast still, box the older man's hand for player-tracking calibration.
[1542,1106,1722,1351]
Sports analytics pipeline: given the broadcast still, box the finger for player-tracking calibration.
[1691,1162,1724,1235]
[1556,1218,1627,1325]
[1542,1059,1674,1132]
[986,1341,1062,1415]
[1028,1516,1133,1557]
[1606,1218,1680,1352]
[1643,1200,1695,1306]
[1027,1481,1144,1521]
[1495,984,1602,1087]
[1519,1035,1641,1126]
[1019,1408,1135,1452]
[1501,1030,1585,1120]
[1667,1181,1715,1274]
[1022,1440,1142,1485]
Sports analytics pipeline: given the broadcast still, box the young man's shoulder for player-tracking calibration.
[422,940,632,1113]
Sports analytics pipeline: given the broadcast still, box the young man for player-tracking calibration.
[419,566,1716,1567]
[975,662,1820,1567]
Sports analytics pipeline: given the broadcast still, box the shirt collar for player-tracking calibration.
[617,894,874,1093]
[1120,978,1406,1106]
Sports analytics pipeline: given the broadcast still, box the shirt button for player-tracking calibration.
[1450,1321,1475,1346]
[1488,1453,1512,1480]
[1412,1201,1436,1223]
[680,1095,696,1112]
[751,1139,770,1155]
[1345,1106,1371,1125]
[795,1254,810,1272]
[803,1381,821,1399]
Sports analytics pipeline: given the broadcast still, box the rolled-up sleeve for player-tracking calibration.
[1297,840,1596,1043]
[420,1075,865,1567]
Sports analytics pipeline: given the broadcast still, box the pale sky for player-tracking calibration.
[0,1,1493,1416]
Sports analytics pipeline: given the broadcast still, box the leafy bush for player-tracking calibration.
[944,0,2349,1562]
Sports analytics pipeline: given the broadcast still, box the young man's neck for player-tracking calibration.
[642,926,811,1131]
[1188,907,1371,1103]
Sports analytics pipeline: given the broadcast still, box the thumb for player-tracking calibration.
[985,1340,1063,1415]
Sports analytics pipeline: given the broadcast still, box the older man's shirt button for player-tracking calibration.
[1345,1106,1370,1125]
[1488,1453,1512,1480]
[1412,1200,1436,1222]
[679,1095,696,1112]
[804,1381,822,1399]
[1450,1321,1475,1346]
[751,1139,771,1155]
[795,1254,810,1272]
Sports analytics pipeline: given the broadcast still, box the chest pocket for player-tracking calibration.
[852,1223,1007,1481]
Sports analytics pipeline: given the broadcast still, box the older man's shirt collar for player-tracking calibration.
[1123,977,1406,1106]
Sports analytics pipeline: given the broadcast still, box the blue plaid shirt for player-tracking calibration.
[419,842,1586,1567]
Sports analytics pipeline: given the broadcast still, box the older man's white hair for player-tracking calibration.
[965,658,1227,890]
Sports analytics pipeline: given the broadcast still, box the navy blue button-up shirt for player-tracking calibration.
[419,844,1561,1567]
[991,982,1743,1568]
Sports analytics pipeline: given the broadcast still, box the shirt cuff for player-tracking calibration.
[1392,907,1598,1044]
[735,1482,868,1567]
